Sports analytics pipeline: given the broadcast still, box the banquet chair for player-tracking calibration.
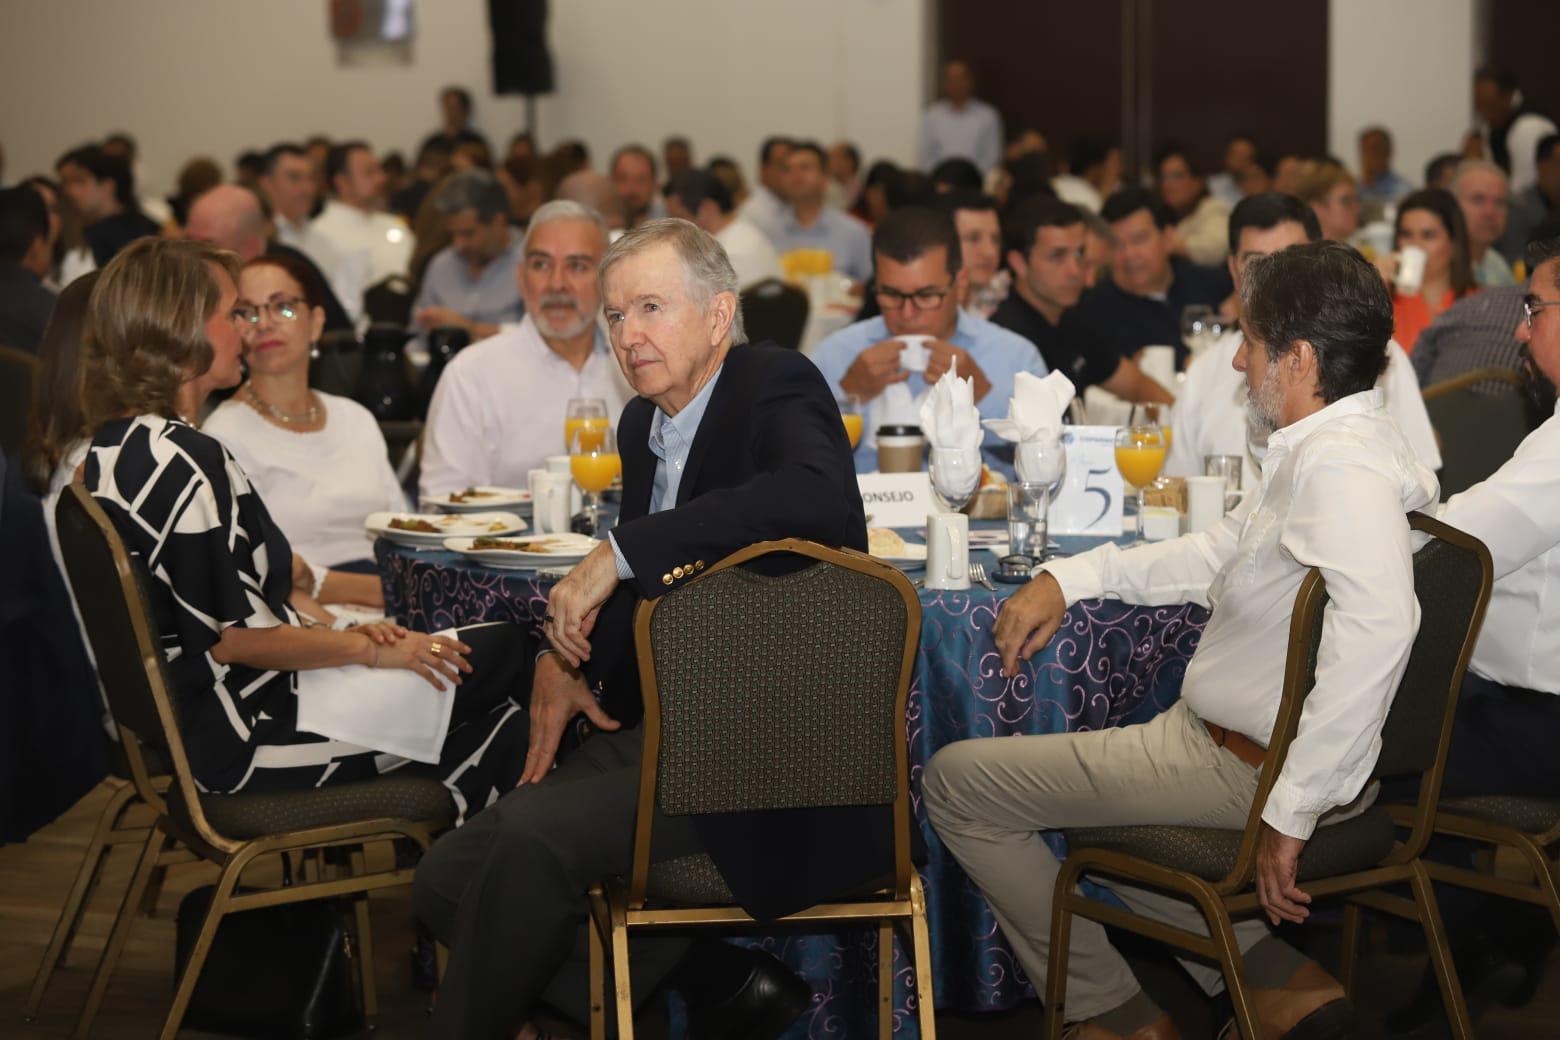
[363,273,416,328]
[309,328,363,398]
[1043,513,1492,1040]
[739,278,810,350]
[1421,367,1530,498]
[0,344,38,455]
[52,484,456,1039]
[586,538,933,1040]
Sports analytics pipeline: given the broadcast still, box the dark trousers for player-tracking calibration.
[413,725,708,1038]
[1386,671,1560,937]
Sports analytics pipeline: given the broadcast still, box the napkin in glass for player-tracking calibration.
[983,370,1076,484]
[919,359,983,499]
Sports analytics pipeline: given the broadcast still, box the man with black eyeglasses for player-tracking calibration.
[810,206,1047,470]
[1386,232,1560,1036]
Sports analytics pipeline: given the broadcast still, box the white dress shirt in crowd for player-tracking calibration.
[419,315,634,500]
[1483,109,1559,195]
[1050,175,1103,213]
[1166,331,1441,490]
[203,393,407,567]
[1439,404,1560,695]
[310,200,413,318]
[275,215,358,321]
[738,183,788,239]
[715,216,783,288]
[1043,389,1439,839]
[920,98,1003,173]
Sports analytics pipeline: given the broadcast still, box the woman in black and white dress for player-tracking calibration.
[73,237,532,820]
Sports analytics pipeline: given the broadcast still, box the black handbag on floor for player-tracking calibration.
[173,878,365,1039]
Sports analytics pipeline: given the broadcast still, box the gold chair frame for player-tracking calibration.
[1042,514,1492,1040]
[586,538,934,1040]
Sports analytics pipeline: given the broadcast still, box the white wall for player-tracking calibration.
[1329,0,1476,185]
[0,0,925,197]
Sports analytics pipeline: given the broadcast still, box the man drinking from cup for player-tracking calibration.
[810,206,1047,471]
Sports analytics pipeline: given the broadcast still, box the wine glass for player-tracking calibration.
[564,397,609,453]
[569,426,621,535]
[1115,420,1166,544]
[1014,435,1067,561]
[838,395,864,450]
[1180,304,1215,357]
[928,447,982,513]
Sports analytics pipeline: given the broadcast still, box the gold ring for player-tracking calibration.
[430,643,443,657]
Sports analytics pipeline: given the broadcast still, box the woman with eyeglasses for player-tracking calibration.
[204,253,405,573]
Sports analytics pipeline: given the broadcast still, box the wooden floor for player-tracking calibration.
[3,783,1556,1039]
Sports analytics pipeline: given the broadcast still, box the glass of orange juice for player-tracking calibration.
[1115,421,1166,543]
[569,425,621,535]
[564,397,609,453]
[838,395,864,450]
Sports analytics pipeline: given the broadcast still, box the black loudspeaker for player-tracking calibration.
[489,0,554,96]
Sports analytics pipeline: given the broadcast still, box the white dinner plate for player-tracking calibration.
[424,486,533,514]
[366,511,527,548]
[443,533,600,568]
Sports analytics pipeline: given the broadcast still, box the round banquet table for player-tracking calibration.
[374,528,1209,1036]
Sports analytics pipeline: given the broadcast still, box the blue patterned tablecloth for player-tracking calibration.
[375,537,1208,1035]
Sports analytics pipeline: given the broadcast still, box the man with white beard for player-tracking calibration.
[420,201,633,497]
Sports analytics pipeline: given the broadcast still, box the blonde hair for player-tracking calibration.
[79,236,241,431]
[1294,159,1354,205]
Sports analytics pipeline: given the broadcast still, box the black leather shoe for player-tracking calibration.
[682,947,812,1040]
[1385,935,1530,1038]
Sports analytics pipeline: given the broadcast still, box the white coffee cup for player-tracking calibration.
[544,453,584,514]
[896,334,931,373]
[924,511,971,591]
[531,472,574,534]
[1395,246,1428,295]
[1184,475,1227,534]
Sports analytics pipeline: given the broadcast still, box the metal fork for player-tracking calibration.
[969,561,996,591]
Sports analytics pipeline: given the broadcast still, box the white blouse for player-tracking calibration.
[203,392,406,567]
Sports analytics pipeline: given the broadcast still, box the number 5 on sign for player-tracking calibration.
[1049,426,1125,536]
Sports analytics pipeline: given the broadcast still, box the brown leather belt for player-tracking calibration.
[1204,720,1267,769]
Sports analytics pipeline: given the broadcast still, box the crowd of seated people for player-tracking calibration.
[4,58,1559,1040]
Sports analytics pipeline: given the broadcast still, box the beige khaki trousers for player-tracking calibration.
[923,699,1283,1020]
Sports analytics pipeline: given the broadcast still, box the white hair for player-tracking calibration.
[598,218,746,344]
[1452,158,1507,194]
[522,199,609,254]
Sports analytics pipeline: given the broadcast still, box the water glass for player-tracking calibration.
[928,447,981,513]
[1203,453,1244,510]
[1007,482,1053,562]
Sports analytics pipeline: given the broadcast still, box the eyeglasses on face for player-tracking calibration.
[1523,294,1560,329]
[875,281,954,311]
[231,297,306,326]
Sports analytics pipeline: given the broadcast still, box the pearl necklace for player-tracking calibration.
[244,382,321,426]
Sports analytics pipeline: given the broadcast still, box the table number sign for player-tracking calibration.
[856,472,937,529]
[1049,425,1125,536]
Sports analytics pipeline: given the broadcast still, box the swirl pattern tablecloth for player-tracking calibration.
[377,542,1208,1035]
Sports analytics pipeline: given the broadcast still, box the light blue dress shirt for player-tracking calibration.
[809,310,1048,473]
[608,364,724,579]
[767,208,874,283]
[411,228,525,347]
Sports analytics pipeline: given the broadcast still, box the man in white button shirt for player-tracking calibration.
[1385,233,1560,1035]
[310,141,412,318]
[419,201,632,498]
[1167,192,1441,490]
[260,143,350,313]
[924,241,1438,1040]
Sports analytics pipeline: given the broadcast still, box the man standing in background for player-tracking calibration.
[920,60,1003,174]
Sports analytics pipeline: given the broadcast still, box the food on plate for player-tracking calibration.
[978,464,1008,488]
[471,537,557,552]
[867,527,907,557]
[486,520,510,531]
[449,487,496,503]
[388,517,440,533]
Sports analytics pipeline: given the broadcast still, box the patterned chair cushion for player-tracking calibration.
[646,854,735,905]
[1439,795,1560,835]
[1064,807,1398,883]
[169,775,454,841]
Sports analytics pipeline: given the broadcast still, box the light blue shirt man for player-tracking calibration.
[920,98,1003,174]
[608,364,724,578]
[767,207,873,283]
[411,227,525,346]
[810,310,1047,472]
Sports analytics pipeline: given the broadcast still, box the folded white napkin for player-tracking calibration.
[295,628,460,764]
[982,370,1076,443]
[918,359,983,454]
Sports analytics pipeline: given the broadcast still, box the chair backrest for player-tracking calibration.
[309,328,362,397]
[363,274,415,327]
[1227,512,1491,887]
[1372,513,1492,857]
[739,278,810,351]
[629,539,920,899]
[1422,368,1531,498]
[54,484,234,853]
[0,344,39,455]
